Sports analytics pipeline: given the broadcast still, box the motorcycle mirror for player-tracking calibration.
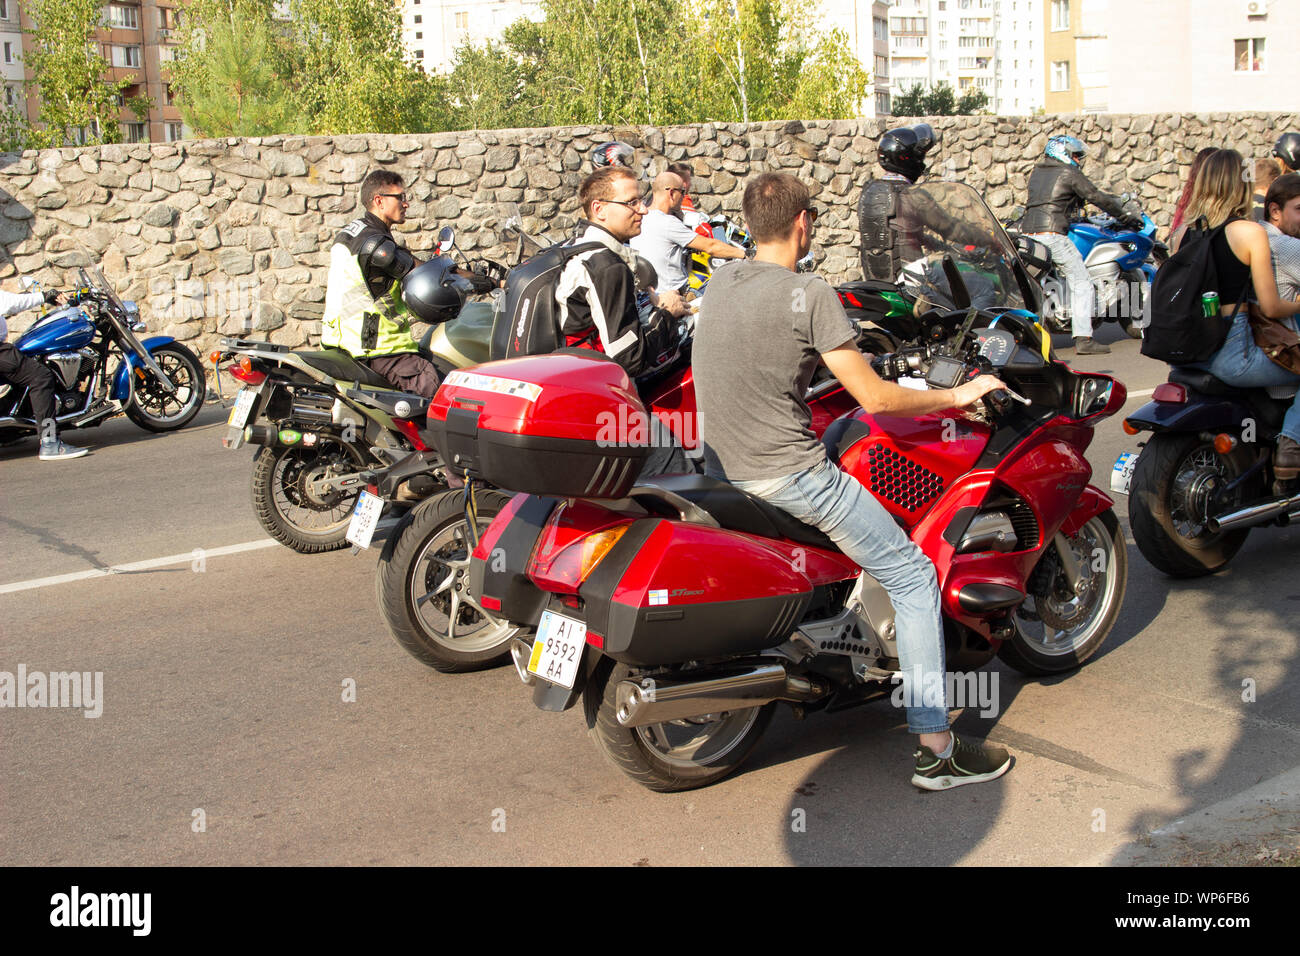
[438,226,455,250]
[941,256,972,311]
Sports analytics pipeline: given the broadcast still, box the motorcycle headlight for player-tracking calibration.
[124,301,146,332]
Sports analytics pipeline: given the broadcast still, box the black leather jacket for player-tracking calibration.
[1021,159,1128,235]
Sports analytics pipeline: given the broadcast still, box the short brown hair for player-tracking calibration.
[1265,172,1300,222]
[668,162,693,184]
[742,172,810,242]
[361,170,404,210]
[1255,158,1281,192]
[579,166,637,218]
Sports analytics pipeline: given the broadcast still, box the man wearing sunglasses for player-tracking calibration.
[322,170,443,398]
[630,171,745,295]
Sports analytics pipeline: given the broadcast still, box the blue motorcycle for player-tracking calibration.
[0,267,205,444]
[1040,205,1169,340]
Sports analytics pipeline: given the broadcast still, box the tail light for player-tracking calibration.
[228,365,267,385]
[840,291,863,308]
[1152,383,1187,404]
[392,417,429,451]
[528,524,630,594]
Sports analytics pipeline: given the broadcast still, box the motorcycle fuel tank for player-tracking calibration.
[15,308,95,353]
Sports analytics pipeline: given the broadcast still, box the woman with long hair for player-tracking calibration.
[1170,146,1217,236]
[1184,148,1300,475]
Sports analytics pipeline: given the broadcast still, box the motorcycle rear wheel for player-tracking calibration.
[124,343,206,432]
[376,488,525,673]
[584,660,775,792]
[999,511,1127,676]
[251,439,366,553]
[1128,435,1256,577]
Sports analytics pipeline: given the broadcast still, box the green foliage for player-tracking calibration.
[891,80,988,117]
[171,0,300,137]
[22,0,143,147]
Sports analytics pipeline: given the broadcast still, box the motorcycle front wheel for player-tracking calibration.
[376,488,526,673]
[999,511,1127,676]
[124,343,206,432]
[584,659,775,792]
[251,439,367,553]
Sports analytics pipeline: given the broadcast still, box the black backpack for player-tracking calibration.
[489,242,604,361]
[1141,218,1252,365]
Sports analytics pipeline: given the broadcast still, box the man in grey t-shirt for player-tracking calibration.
[693,171,1012,791]
[630,171,745,293]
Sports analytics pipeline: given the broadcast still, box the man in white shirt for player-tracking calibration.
[630,171,745,294]
[0,283,88,459]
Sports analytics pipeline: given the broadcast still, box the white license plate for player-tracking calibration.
[346,490,384,549]
[1111,452,1138,495]
[227,387,257,429]
[527,611,587,689]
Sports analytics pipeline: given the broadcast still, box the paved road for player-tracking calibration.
[2,327,1298,866]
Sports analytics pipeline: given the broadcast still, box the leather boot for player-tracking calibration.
[1073,336,1111,355]
[1275,437,1300,480]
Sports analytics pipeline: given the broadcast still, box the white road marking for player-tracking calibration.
[1126,388,1155,399]
[0,539,279,595]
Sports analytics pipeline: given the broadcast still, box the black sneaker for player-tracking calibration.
[912,733,1011,791]
[1073,336,1111,355]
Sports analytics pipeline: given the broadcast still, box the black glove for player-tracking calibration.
[1122,215,1145,231]
[43,289,61,305]
[467,273,497,294]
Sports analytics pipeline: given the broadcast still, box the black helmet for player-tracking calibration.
[878,124,939,181]
[590,141,635,169]
[402,256,469,324]
[1275,132,1300,172]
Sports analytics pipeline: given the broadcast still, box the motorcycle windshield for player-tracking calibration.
[892,182,1030,313]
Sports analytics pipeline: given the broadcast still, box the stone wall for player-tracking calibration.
[1,111,1295,364]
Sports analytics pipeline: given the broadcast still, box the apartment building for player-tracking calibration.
[1042,0,1107,113]
[16,1,186,143]
[402,0,543,75]
[817,0,892,116]
[888,0,1043,116]
[1105,0,1298,113]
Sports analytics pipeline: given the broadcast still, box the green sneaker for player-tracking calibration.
[911,733,1011,791]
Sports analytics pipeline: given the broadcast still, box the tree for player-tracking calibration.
[892,82,928,117]
[171,1,301,137]
[891,80,987,117]
[956,88,989,115]
[283,0,446,134]
[443,41,527,131]
[22,0,149,147]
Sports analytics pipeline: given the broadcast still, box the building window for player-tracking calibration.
[107,4,140,29]
[112,45,142,68]
[415,31,422,39]
[873,16,887,42]
[876,91,890,115]
[455,11,469,29]
[890,17,927,34]
[164,83,175,105]
[1234,38,1265,71]
[2,41,10,63]
[1051,60,1070,91]
[165,122,183,142]
[0,0,8,20]
[414,14,422,24]
[159,6,181,32]
[4,85,16,108]
[1051,0,1069,31]
[122,122,147,144]
[414,49,424,60]
[875,54,888,79]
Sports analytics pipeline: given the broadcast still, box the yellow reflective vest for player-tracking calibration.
[320,218,418,358]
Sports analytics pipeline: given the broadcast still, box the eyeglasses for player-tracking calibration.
[668,187,686,196]
[600,197,647,212]
[377,192,408,203]
[804,205,821,224]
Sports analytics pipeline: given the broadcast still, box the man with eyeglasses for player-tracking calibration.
[694,172,1013,790]
[630,171,745,295]
[321,169,443,398]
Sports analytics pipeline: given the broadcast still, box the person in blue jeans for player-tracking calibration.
[692,171,1012,791]
[1177,150,1300,478]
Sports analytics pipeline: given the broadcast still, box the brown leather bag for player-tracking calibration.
[1248,305,1300,375]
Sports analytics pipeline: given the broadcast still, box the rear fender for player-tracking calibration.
[1125,397,1255,435]
[110,335,175,400]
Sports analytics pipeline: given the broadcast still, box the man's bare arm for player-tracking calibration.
[821,344,1004,416]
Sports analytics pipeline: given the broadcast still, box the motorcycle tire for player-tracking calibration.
[376,488,526,673]
[251,439,367,554]
[999,511,1127,676]
[1118,316,1144,340]
[584,658,775,792]
[1128,434,1256,578]
[124,343,207,432]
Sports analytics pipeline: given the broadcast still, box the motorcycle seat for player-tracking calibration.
[636,474,839,553]
[1168,366,1288,429]
[299,348,394,389]
[1168,367,1239,397]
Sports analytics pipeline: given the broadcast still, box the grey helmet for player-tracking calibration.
[401,256,470,324]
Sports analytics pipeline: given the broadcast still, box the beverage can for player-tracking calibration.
[1202,291,1221,317]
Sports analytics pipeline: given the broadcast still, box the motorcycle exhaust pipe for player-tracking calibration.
[614,664,823,728]
[1208,491,1300,533]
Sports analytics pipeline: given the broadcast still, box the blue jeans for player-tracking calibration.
[1204,312,1300,443]
[732,457,949,734]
